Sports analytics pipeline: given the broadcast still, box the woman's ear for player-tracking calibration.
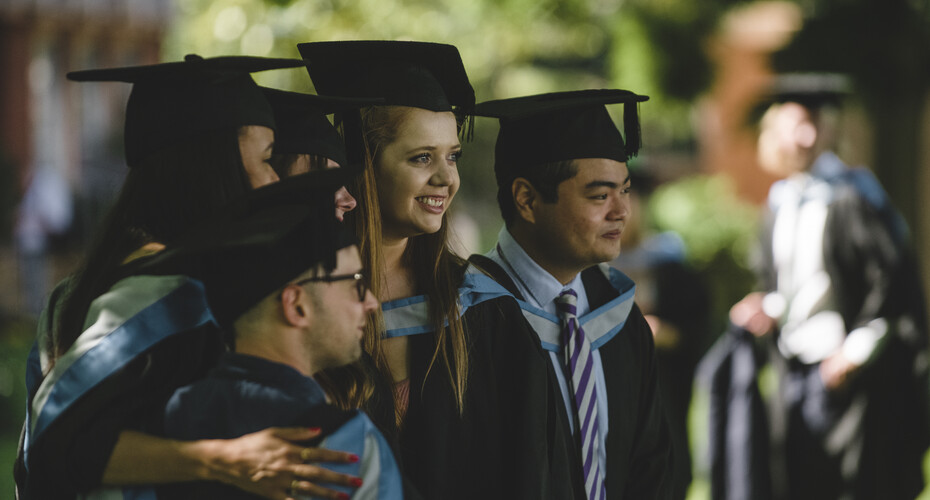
[512,178,538,225]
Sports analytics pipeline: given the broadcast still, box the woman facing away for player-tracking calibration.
[17,55,360,500]
[299,40,580,499]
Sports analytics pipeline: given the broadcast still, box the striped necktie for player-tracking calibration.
[557,288,606,500]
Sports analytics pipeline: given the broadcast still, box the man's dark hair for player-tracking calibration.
[497,159,577,225]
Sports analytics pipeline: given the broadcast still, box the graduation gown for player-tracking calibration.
[468,256,673,499]
[17,274,226,499]
[370,269,582,500]
[697,324,771,500]
[757,153,930,500]
[159,353,403,499]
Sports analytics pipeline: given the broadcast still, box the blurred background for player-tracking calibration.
[2,0,930,497]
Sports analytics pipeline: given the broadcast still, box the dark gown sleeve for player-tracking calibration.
[618,306,674,499]
[24,325,224,498]
[400,296,581,500]
[821,185,930,498]
[650,261,711,499]
[824,185,913,337]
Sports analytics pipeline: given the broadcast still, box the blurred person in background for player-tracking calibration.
[609,166,711,500]
[729,73,930,500]
[14,163,74,316]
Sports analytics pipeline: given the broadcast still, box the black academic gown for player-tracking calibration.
[366,269,583,500]
[469,256,674,500]
[159,353,403,499]
[698,323,771,500]
[16,274,225,499]
[757,154,930,500]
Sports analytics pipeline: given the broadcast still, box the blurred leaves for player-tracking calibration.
[648,174,759,330]
[650,174,756,268]
[165,0,743,149]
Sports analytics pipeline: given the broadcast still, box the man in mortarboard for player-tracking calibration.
[471,89,674,499]
[728,73,930,500]
[152,170,403,499]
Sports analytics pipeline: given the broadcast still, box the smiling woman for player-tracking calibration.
[298,39,579,500]
[369,106,461,241]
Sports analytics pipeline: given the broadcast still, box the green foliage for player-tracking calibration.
[166,0,610,96]
[649,174,759,329]
[0,317,35,499]
[649,174,756,267]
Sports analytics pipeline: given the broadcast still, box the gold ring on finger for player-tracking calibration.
[290,479,300,493]
[300,447,312,461]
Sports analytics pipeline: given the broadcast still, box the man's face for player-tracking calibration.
[756,102,815,177]
[303,245,378,372]
[528,158,631,274]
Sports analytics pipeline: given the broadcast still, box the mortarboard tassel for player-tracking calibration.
[624,101,643,159]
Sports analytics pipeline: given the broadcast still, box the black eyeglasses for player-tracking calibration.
[293,272,369,302]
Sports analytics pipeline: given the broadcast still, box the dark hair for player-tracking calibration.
[269,153,330,179]
[51,128,253,360]
[497,159,577,225]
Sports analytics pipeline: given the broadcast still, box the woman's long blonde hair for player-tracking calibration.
[319,105,469,424]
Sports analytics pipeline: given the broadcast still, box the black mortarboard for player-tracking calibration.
[136,168,358,330]
[260,87,382,168]
[68,54,310,167]
[475,89,649,183]
[296,41,475,113]
[765,72,852,110]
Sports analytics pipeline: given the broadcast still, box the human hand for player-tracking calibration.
[204,427,362,500]
[729,292,777,337]
[820,351,859,390]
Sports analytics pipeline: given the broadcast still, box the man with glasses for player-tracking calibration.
[154,172,403,499]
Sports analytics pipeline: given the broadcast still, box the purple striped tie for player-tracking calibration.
[558,289,606,500]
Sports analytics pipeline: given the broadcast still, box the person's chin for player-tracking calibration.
[592,244,622,263]
[412,219,443,235]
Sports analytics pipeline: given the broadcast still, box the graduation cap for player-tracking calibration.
[296,40,475,113]
[260,87,382,169]
[68,54,310,167]
[474,89,649,182]
[764,72,853,110]
[135,168,358,330]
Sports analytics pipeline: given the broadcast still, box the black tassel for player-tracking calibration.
[624,101,643,159]
[455,105,476,142]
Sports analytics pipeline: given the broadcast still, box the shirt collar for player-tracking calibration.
[496,226,589,315]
